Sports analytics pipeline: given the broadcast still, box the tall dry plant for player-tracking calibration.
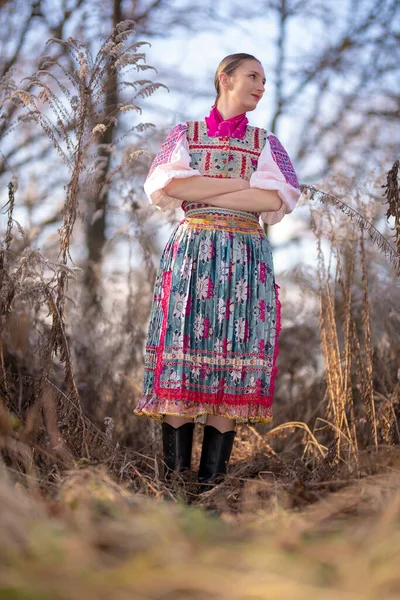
[302,166,400,473]
[7,20,163,316]
[0,21,164,466]
[382,160,400,272]
[302,182,400,274]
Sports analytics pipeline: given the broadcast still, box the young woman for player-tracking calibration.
[134,53,301,490]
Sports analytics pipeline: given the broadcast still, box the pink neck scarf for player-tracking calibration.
[205,105,248,139]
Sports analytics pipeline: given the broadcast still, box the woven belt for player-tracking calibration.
[183,207,262,233]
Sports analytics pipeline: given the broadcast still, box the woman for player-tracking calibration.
[134,53,301,490]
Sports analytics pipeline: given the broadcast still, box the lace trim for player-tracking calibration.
[133,408,273,425]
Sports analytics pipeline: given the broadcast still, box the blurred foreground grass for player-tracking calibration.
[1,463,400,600]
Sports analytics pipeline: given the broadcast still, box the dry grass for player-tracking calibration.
[1,462,400,599]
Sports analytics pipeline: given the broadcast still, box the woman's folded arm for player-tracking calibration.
[164,175,249,201]
[199,188,283,213]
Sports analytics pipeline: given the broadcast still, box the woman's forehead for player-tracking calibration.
[236,60,265,77]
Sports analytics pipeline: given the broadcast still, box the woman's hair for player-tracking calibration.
[213,53,261,104]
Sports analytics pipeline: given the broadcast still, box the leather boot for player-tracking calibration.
[198,425,236,492]
[162,421,195,478]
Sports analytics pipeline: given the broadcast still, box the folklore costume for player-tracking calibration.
[134,107,301,426]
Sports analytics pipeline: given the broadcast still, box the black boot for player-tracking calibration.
[162,421,195,478]
[198,425,236,492]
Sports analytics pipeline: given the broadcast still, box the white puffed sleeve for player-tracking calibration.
[250,133,301,225]
[144,122,202,211]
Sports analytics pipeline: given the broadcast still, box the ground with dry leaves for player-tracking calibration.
[1,444,400,600]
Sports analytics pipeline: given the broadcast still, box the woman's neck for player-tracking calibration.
[216,99,246,120]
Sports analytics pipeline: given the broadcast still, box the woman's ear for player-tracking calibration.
[219,72,231,90]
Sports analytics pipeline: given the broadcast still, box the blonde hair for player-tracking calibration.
[213,53,261,105]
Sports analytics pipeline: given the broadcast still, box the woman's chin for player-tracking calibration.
[244,97,259,111]
[245,101,258,112]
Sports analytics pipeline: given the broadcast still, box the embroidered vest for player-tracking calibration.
[182,121,267,216]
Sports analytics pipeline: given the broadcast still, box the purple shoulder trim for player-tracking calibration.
[268,134,299,189]
[148,123,188,177]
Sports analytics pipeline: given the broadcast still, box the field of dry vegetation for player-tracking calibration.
[0,17,400,600]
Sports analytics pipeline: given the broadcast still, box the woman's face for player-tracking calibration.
[221,59,266,112]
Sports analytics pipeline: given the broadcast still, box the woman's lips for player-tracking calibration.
[251,94,260,100]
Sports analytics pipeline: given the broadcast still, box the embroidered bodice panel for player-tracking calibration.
[182,121,267,216]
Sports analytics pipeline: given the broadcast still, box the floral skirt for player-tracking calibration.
[134,207,281,425]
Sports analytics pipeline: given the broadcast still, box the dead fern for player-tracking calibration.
[302,179,400,274]
[382,160,400,271]
[7,20,165,320]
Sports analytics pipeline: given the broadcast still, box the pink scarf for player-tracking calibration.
[205,105,248,139]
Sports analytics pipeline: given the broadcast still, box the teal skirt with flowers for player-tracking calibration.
[134,205,281,425]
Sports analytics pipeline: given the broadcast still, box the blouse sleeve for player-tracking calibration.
[249,133,301,225]
[144,122,202,211]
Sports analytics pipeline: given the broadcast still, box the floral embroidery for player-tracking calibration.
[165,369,180,387]
[172,329,183,346]
[193,313,205,341]
[235,317,246,343]
[190,365,201,381]
[217,297,226,323]
[196,274,209,300]
[233,240,247,265]
[246,376,257,393]
[254,299,266,322]
[173,292,186,318]
[204,317,211,339]
[214,338,223,353]
[268,134,300,189]
[235,278,248,303]
[198,238,213,263]
[226,298,235,319]
[148,123,187,177]
[180,254,193,279]
[220,231,231,245]
[219,259,230,282]
[230,368,242,384]
[259,262,267,284]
